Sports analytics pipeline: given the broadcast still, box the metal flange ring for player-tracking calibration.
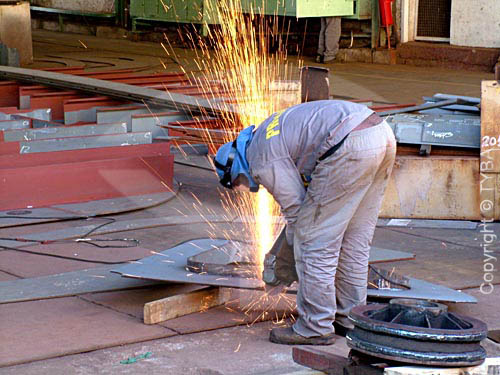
[346,300,488,366]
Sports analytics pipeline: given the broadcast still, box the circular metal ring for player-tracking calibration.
[348,303,487,342]
[347,300,488,366]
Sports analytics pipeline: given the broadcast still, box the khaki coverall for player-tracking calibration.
[247,100,396,337]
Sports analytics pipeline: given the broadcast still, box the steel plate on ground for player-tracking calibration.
[112,239,474,302]
[0,192,175,228]
[112,239,265,290]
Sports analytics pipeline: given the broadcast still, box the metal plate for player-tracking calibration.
[0,192,176,228]
[0,108,52,121]
[3,122,127,142]
[0,119,30,130]
[367,276,476,303]
[0,266,158,304]
[0,207,78,230]
[386,114,480,149]
[112,238,265,290]
[111,238,474,303]
[379,219,478,230]
[18,132,152,153]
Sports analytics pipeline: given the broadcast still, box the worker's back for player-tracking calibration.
[247,100,373,178]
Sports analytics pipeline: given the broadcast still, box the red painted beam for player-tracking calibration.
[0,141,19,155]
[41,66,86,74]
[0,155,174,210]
[169,119,220,128]
[63,97,124,112]
[30,92,83,120]
[131,111,184,119]
[111,76,189,85]
[0,142,170,169]
[0,106,19,112]
[0,82,19,107]
[0,107,51,118]
[97,105,146,113]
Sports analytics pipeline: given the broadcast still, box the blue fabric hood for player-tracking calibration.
[214,125,259,191]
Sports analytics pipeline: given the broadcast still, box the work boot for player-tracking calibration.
[270,327,336,345]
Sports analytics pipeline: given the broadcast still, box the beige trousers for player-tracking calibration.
[292,121,396,337]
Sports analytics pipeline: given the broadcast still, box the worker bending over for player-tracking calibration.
[214,100,396,345]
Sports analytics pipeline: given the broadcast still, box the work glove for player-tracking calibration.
[262,226,298,286]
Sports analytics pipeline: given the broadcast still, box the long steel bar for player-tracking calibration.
[378,99,459,116]
[0,66,237,117]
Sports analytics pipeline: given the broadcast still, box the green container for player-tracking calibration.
[130,0,370,32]
[344,0,372,19]
[239,0,355,17]
[130,0,220,30]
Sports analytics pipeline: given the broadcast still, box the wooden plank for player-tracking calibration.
[144,287,231,324]
[384,357,500,375]
[292,347,350,373]
[480,81,500,173]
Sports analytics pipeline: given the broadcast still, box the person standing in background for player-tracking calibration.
[316,17,341,63]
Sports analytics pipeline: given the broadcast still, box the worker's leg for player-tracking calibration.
[335,122,396,329]
[317,17,326,57]
[292,122,394,338]
[323,17,341,62]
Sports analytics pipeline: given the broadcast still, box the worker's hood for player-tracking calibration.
[214,125,259,192]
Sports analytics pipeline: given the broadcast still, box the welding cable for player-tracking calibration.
[0,181,197,259]
[73,238,140,248]
[0,214,89,220]
[174,160,215,172]
[0,216,140,250]
[0,244,134,265]
[0,179,180,223]
[0,181,181,245]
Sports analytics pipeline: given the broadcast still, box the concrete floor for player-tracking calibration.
[0,30,499,374]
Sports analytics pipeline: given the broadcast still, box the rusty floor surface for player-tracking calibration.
[0,30,498,374]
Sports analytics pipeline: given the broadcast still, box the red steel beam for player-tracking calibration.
[131,111,184,119]
[63,97,125,112]
[41,66,86,74]
[0,142,170,169]
[0,155,174,210]
[0,81,19,107]
[0,141,19,155]
[111,76,189,85]
[30,92,83,120]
